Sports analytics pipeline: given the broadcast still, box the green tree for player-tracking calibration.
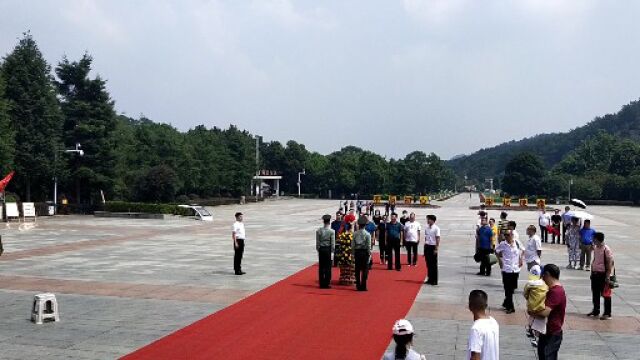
[0,73,15,176]
[502,152,545,196]
[55,54,118,204]
[1,33,62,201]
[133,164,179,202]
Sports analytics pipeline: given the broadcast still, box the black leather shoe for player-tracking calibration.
[235,271,246,275]
[587,311,599,317]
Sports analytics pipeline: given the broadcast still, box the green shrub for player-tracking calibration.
[104,201,193,216]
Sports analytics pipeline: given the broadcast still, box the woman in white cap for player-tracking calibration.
[382,319,426,360]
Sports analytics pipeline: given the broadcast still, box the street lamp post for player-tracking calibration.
[568,178,573,203]
[297,169,306,197]
[53,143,84,214]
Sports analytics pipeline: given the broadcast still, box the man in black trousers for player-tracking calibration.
[316,214,336,288]
[232,212,246,275]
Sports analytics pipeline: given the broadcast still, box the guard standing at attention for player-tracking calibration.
[232,212,246,275]
[317,214,336,289]
[353,216,372,291]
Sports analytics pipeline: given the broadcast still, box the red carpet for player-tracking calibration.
[123,258,427,360]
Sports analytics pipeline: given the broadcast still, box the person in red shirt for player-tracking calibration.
[529,263,566,360]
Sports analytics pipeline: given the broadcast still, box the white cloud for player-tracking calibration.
[250,0,336,30]
[59,0,126,44]
[402,0,469,27]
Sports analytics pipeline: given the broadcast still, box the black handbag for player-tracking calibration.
[604,246,619,288]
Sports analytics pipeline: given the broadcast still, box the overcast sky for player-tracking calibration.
[2,1,640,159]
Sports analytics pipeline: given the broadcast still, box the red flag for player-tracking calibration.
[0,171,15,192]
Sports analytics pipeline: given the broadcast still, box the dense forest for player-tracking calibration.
[0,34,455,206]
[449,100,640,187]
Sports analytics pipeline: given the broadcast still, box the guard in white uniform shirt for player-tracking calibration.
[423,214,441,286]
[232,212,246,275]
[524,225,542,270]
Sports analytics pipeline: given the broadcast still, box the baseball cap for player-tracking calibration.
[530,265,541,276]
[392,319,414,335]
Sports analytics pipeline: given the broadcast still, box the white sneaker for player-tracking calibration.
[585,266,591,272]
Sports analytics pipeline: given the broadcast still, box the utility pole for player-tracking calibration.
[568,178,573,202]
[297,169,306,197]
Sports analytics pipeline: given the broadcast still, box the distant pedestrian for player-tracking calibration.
[423,214,441,285]
[475,217,494,276]
[579,220,596,271]
[404,213,421,266]
[382,319,426,360]
[550,209,562,244]
[497,212,510,243]
[232,212,246,275]
[530,264,567,360]
[363,214,377,269]
[385,202,390,217]
[524,225,542,270]
[509,221,520,243]
[561,206,572,245]
[496,229,524,314]
[538,210,550,243]
[353,216,372,291]
[331,211,343,267]
[386,213,403,271]
[400,210,409,226]
[316,214,335,289]
[467,289,500,360]
[489,218,498,250]
[376,214,388,265]
[566,217,581,269]
[589,232,614,320]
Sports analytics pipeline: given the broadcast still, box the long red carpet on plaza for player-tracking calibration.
[123,257,427,360]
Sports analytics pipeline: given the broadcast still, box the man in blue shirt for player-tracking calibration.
[579,219,596,271]
[476,217,494,276]
[386,213,404,271]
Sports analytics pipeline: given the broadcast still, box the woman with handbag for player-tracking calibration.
[588,232,614,320]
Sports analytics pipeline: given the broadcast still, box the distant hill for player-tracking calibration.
[448,99,640,182]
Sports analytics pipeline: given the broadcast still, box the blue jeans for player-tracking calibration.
[538,331,562,360]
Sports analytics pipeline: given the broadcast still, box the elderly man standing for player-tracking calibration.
[496,229,524,314]
[316,214,336,289]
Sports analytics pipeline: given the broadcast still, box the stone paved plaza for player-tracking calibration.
[0,195,638,359]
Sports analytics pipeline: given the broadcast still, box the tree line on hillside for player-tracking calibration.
[0,33,455,206]
[501,131,640,203]
[450,99,640,186]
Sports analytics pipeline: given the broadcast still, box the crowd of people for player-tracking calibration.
[234,199,617,360]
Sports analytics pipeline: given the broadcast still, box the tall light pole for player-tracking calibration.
[568,178,573,202]
[297,169,305,197]
[54,143,84,214]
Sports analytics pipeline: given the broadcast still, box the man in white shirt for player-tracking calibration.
[403,213,422,266]
[424,214,441,285]
[538,210,551,243]
[467,289,499,360]
[524,225,542,270]
[496,229,524,314]
[232,212,246,275]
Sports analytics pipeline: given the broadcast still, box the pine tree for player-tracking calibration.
[0,73,15,176]
[1,32,62,201]
[55,54,117,204]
